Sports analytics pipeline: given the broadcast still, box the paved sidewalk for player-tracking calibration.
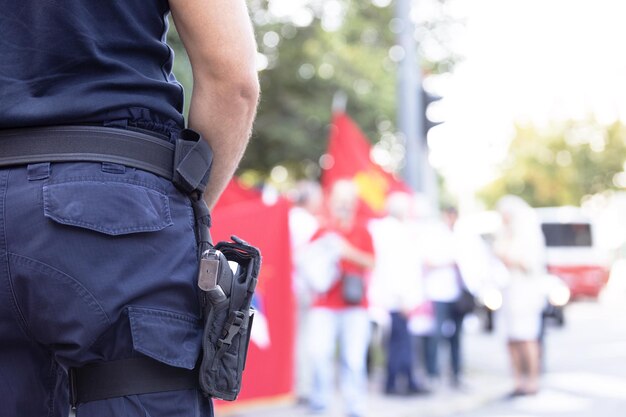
[216,370,510,417]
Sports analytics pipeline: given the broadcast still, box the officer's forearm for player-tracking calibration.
[188,76,259,210]
[170,0,260,210]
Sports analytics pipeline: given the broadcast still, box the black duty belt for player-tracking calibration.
[0,125,213,195]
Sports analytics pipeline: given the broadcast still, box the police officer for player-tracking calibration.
[0,0,259,416]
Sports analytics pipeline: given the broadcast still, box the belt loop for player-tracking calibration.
[101,162,126,174]
[27,162,50,181]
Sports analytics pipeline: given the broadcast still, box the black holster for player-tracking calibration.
[198,236,261,401]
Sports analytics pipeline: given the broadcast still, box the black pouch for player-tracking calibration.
[198,235,261,401]
[452,287,476,316]
[451,265,475,317]
[342,274,365,305]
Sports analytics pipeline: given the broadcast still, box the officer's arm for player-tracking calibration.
[170,0,260,209]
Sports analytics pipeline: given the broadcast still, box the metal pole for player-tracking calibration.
[396,0,423,192]
[332,90,348,114]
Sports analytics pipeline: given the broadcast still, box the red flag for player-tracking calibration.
[321,112,410,216]
[214,179,263,209]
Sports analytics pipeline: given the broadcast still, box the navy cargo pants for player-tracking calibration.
[0,161,213,417]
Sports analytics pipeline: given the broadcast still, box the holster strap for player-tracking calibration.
[69,357,199,408]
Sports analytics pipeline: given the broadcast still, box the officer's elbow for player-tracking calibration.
[227,72,260,129]
[200,64,259,111]
[237,72,260,110]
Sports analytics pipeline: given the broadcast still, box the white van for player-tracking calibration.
[535,206,611,299]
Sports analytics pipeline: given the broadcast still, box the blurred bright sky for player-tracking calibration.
[430,0,626,199]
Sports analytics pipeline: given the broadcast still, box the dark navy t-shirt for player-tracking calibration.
[0,0,184,132]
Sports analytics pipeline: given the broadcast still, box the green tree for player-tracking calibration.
[478,120,626,208]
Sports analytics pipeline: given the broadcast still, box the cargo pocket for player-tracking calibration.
[128,306,202,370]
[43,179,172,235]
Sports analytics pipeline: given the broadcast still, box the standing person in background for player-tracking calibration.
[289,181,324,404]
[493,195,547,397]
[308,180,375,417]
[421,206,470,389]
[368,192,427,396]
[0,1,259,416]
[409,194,437,386]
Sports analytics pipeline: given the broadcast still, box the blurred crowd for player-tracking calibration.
[286,180,552,417]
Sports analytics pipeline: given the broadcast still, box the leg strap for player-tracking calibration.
[69,357,199,408]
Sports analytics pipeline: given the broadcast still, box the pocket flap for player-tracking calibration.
[128,306,202,370]
[43,180,172,235]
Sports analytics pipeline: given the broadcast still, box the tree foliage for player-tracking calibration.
[244,1,397,179]
[478,120,626,208]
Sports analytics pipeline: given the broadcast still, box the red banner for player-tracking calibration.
[211,181,295,413]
